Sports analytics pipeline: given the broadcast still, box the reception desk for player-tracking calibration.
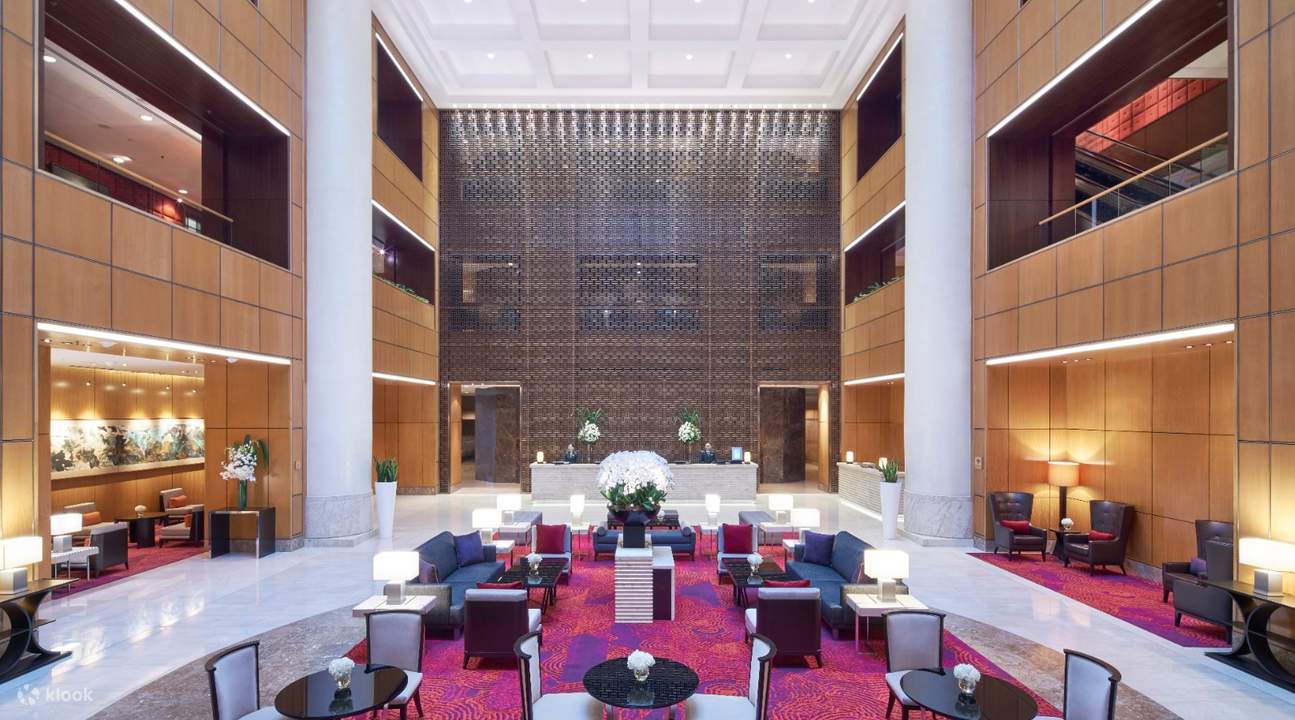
[531,462,758,503]
[837,463,905,515]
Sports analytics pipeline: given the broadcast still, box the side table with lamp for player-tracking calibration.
[0,536,75,683]
[354,551,436,618]
[473,507,502,545]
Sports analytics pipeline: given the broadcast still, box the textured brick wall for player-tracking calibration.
[438,109,841,491]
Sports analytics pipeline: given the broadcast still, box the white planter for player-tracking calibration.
[375,481,398,539]
[880,481,902,540]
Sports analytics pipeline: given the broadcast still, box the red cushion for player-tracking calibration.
[1089,530,1116,542]
[1000,519,1031,534]
[166,494,189,509]
[477,581,523,590]
[535,524,566,554]
[722,524,754,555]
[82,511,101,526]
[764,579,811,588]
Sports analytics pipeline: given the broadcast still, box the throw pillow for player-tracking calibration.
[166,494,189,509]
[82,511,101,526]
[1089,530,1116,542]
[454,532,486,566]
[477,581,523,590]
[764,579,811,588]
[418,559,437,584]
[1001,520,1032,534]
[1188,556,1207,576]
[535,524,566,554]
[802,530,835,566]
[722,523,754,555]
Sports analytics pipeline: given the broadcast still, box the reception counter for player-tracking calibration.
[837,463,905,515]
[530,462,758,503]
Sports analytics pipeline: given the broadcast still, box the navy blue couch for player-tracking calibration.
[410,531,505,631]
[593,526,696,560]
[786,531,901,638]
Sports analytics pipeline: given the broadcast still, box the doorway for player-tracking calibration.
[451,384,521,490]
[757,383,830,491]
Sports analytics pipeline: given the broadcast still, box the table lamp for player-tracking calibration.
[704,494,721,524]
[743,450,752,464]
[845,451,855,464]
[769,494,794,524]
[569,494,586,523]
[497,494,522,524]
[0,536,43,594]
[864,549,909,602]
[472,508,502,544]
[373,551,419,605]
[50,513,83,553]
[1048,461,1080,519]
[790,508,820,542]
[536,451,545,464]
[1240,537,1295,597]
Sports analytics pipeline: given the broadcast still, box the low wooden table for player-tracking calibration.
[1047,528,1087,561]
[351,594,436,618]
[722,558,791,608]
[845,590,928,653]
[1195,577,1295,691]
[116,512,167,547]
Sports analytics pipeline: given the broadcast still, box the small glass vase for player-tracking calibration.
[585,442,594,463]
[957,677,977,698]
[333,672,351,691]
[633,666,650,683]
[237,480,248,510]
[529,562,541,577]
[749,563,761,578]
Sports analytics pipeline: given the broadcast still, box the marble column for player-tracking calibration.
[901,0,974,540]
[304,0,374,541]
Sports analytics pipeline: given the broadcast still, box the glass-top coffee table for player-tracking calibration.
[722,557,791,608]
[498,557,567,612]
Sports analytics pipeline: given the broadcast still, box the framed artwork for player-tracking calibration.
[51,419,205,478]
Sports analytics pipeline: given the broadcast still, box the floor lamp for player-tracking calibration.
[1048,461,1079,521]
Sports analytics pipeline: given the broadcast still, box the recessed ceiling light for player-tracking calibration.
[111,155,132,164]
[586,52,595,60]
[139,114,154,122]
[685,53,694,61]
[784,52,793,60]
[42,54,56,63]
[486,52,495,60]
[178,188,189,195]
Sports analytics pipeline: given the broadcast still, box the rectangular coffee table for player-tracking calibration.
[845,591,928,653]
[499,558,567,612]
[722,558,791,608]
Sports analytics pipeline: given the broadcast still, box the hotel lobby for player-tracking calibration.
[0,0,1292,718]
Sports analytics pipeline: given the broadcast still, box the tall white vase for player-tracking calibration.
[880,481,902,540]
[375,481,398,539]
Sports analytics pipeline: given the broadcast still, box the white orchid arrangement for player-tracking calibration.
[575,407,604,446]
[953,663,981,684]
[220,442,259,484]
[577,422,602,444]
[746,553,763,569]
[674,407,702,444]
[328,657,355,681]
[627,650,656,673]
[526,552,543,569]
[597,451,674,511]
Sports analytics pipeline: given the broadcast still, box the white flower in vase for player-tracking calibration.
[627,650,655,681]
[746,553,763,572]
[328,657,355,689]
[953,663,981,695]
[677,421,701,444]
[526,552,543,570]
[577,422,601,444]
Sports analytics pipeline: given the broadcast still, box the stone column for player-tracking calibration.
[304,0,374,541]
[901,0,974,540]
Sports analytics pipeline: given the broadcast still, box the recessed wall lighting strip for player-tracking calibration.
[855,33,903,102]
[37,322,292,365]
[112,0,290,137]
[843,201,905,253]
[372,200,435,252]
[987,0,1163,137]
[843,372,905,386]
[373,372,437,386]
[374,33,425,104]
[984,322,1234,366]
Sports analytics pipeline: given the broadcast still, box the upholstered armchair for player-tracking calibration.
[514,631,605,720]
[1063,501,1135,575]
[744,587,821,667]
[366,610,425,720]
[64,501,129,575]
[204,640,287,719]
[532,523,572,577]
[462,588,542,668]
[1037,649,1121,720]
[717,523,760,576]
[988,492,1046,561]
[684,634,776,720]
[1162,520,1233,601]
[158,487,205,546]
[1161,520,1234,641]
[884,610,946,720]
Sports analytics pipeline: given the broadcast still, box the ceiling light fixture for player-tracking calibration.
[843,200,905,252]
[372,200,435,253]
[36,322,291,366]
[374,33,425,103]
[486,52,496,60]
[784,52,793,60]
[985,322,1235,366]
[987,0,1163,137]
[139,114,153,121]
[373,372,437,386]
[42,53,57,63]
[111,155,132,164]
[685,53,694,61]
[844,372,905,386]
[586,52,595,60]
[856,33,903,101]
[178,188,189,195]
[112,0,289,136]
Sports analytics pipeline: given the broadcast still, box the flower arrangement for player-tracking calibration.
[627,650,655,682]
[1060,517,1074,530]
[597,451,674,511]
[134,504,147,516]
[953,663,980,696]
[575,407,604,462]
[221,435,267,510]
[328,657,355,690]
[577,422,601,444]
[526,552,543,573]
[747,553,764,573]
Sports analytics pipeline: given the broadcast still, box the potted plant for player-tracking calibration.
[575,407,604,462]
[374,457,399,539]
[597,450,674,549]
[879,458,902,540]
[674,407,701,463]
[220,435,267,510]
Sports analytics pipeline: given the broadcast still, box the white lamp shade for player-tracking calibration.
[789,508,820,529]
[1047,460,1080,487]
[704,494,721,515]
[845,451,855,463]
[472,508,502,529]
[1240,537,1295,572]
[0,536,43,569]
[496,494,522,512]
[569,494,586,517]
[372,551,419,583]
[768,494,794,512]
[864,549,909,581]
[50,513,83,536]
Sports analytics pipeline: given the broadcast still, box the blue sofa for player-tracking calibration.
[593,526,696,560]
[411,531,505,632]
[786,531,901,639]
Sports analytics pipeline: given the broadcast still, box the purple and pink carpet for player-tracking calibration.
[970,552,1229,648]
[348,555,1057,719]
[63,543,206,596]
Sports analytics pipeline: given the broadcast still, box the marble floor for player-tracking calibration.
[1,491,1291,719]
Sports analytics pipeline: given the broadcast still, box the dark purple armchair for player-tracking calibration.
[1162,520,1234,642]
[743,587,822,667]
[1063,501,1135,575]
[988,492,1046,561]
[462,588,542,668]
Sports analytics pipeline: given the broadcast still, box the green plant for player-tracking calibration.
[373,274,431,304]
[374,457,399,483]
[241,434,269,467]
[575,407,605,429]
[880,459,900,483]
[851,275,903,303]
[673,407,701,427]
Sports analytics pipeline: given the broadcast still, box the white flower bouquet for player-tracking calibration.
[954,663,980,696]
[597,451,674,511]
[627,650,655,682]
[328,657,355,689]
[747,553,763,571]
[577,421,602,444]
[677,421,701,444]
[220,443,259,484]
[526,552,543,571]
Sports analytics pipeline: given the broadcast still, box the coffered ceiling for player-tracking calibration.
[373,0,904,108]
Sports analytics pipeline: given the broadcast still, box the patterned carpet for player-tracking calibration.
[970,552,1230,648]
[62,542,206,596]
[347,554,1058,719]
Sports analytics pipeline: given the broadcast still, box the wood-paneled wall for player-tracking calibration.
[842,382,904,467]
[0,0,307,555]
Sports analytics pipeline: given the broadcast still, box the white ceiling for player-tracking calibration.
[51,348,204,377]
[374,0,905,108]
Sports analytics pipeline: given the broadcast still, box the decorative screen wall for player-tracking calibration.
[439,109,840,490]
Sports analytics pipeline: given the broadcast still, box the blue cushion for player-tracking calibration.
[417,532,459,583]
[447,560,504,586]
[802,530,834,566]
[1189,556,1207,576]
[454,532,485,567]
[786,560,846,584]
[829,532,868,583]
